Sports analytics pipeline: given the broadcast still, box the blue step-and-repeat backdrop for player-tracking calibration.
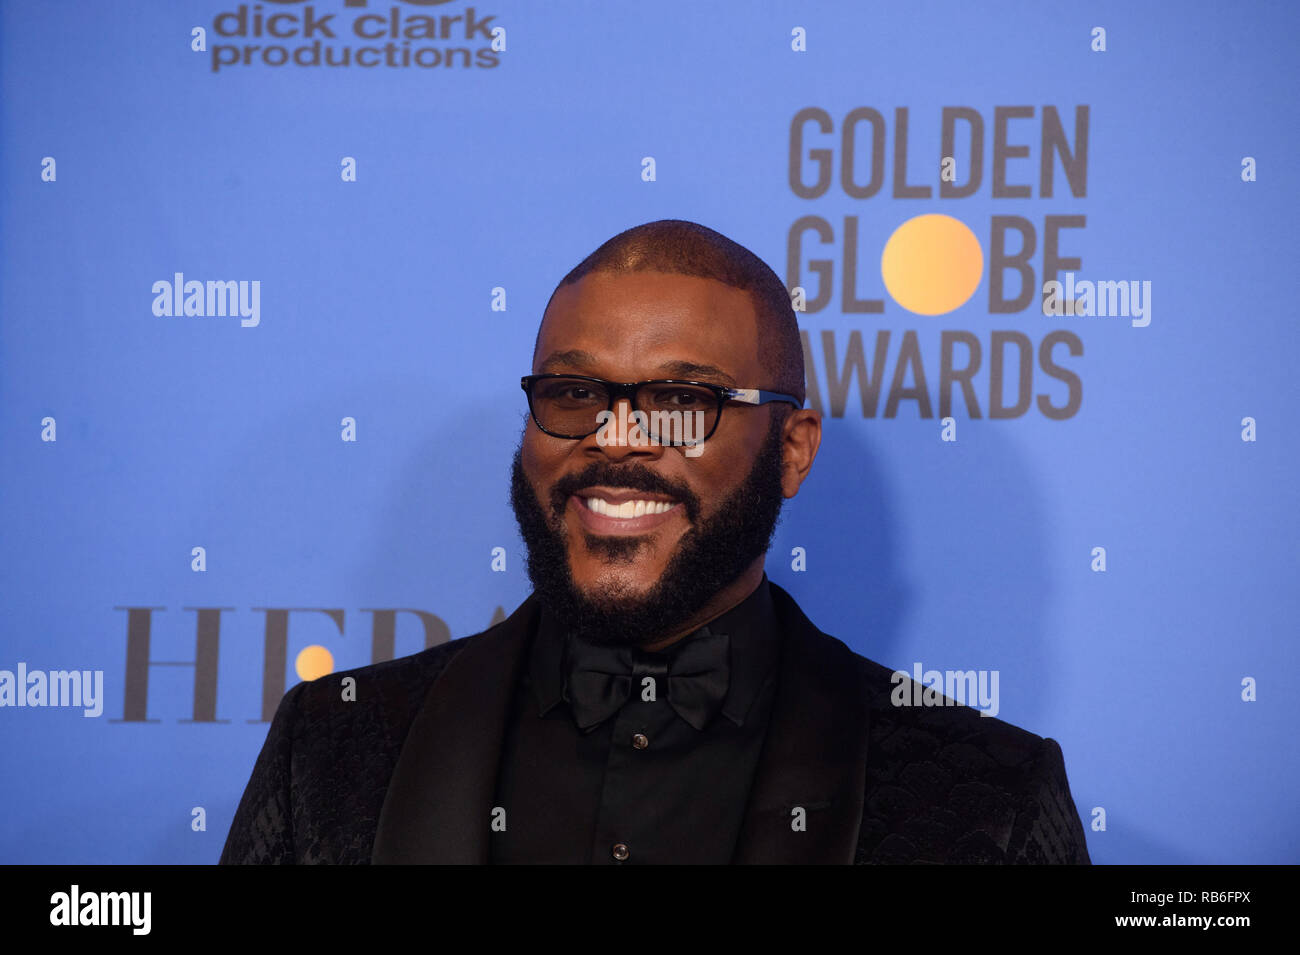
[2,0,1296,864]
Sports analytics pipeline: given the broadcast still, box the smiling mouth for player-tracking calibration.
[567,487,685,529]
[579,495,678,519]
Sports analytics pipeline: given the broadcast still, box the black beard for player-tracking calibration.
[509,416,788,648]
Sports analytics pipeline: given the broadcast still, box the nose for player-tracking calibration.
[581,397,665,461]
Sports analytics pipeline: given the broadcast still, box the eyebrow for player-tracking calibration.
[536,351,739,386]
[537,350,601,373]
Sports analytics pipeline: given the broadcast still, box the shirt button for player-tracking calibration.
[611,843,630,862]
[631,733,649,750]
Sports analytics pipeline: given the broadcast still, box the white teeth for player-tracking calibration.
[582,497,675,518]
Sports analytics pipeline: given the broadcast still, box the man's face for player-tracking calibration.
[511,270,790,647]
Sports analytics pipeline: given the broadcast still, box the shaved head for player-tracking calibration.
[537,219,805,410]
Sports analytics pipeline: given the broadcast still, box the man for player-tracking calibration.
[220,219,1091,865]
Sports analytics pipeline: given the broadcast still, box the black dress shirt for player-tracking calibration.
[489,574,783,864]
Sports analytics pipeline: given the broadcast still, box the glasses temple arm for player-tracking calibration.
[724,388,803,408]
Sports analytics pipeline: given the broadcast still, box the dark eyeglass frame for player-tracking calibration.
[520,372,803,444]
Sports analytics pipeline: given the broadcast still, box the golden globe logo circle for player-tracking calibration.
[295,645,335,681]
[881,214,984,316]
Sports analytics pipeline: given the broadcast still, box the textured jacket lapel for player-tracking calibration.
[371,595,538,864]
[731,583,871,864]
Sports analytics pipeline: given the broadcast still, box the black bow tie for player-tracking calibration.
[563,627,731,732]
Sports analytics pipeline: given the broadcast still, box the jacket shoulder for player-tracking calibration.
[850,652,1090,863]
[220,615,516,865]
[768,582,1088,864]
[291,602,535,720]
[291,636,470,731]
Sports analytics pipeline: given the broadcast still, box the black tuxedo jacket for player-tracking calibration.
[220,582,1092,864]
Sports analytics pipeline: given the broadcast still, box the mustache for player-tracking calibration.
[548,462,701,524]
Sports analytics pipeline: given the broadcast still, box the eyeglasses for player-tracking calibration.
[520,373,802,445]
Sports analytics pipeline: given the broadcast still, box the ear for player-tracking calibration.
[779,409,822,498]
